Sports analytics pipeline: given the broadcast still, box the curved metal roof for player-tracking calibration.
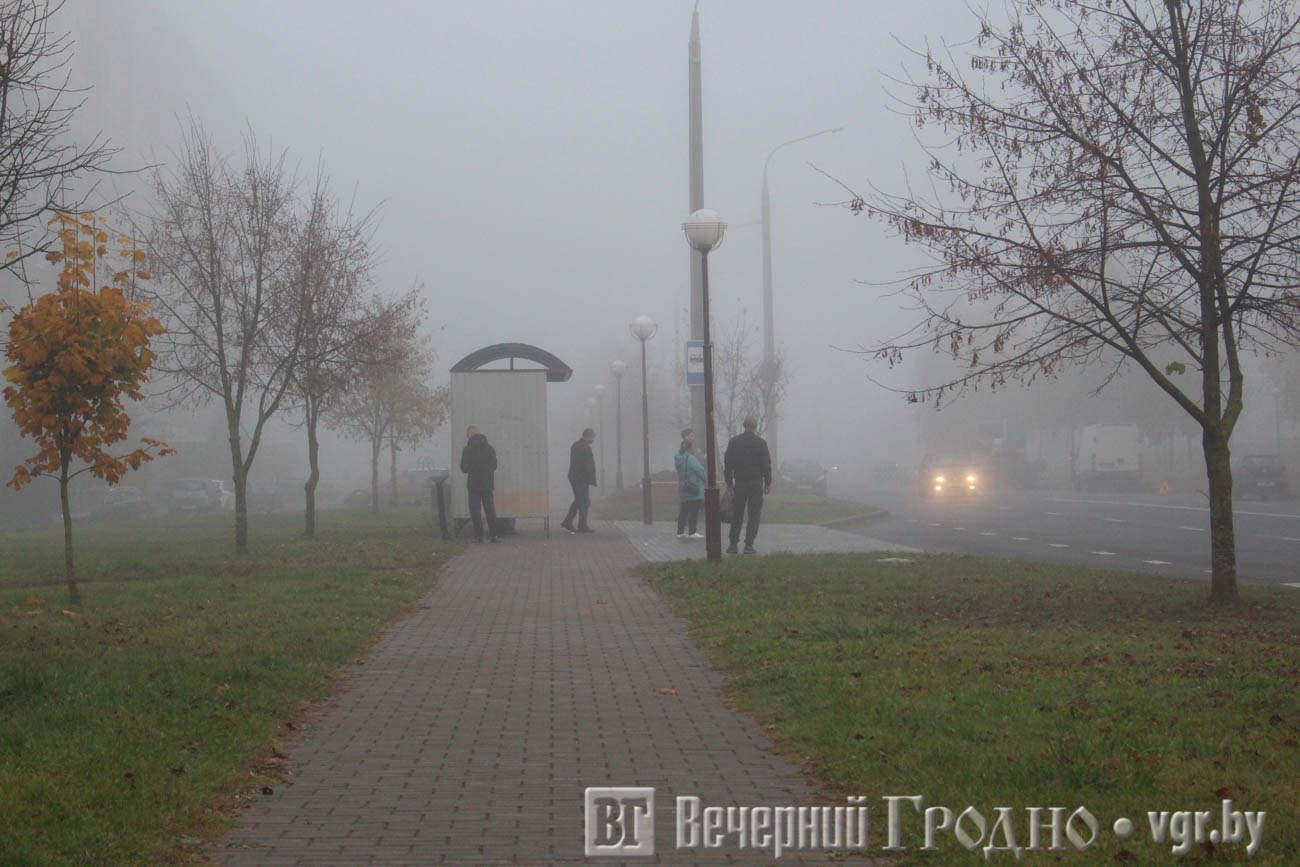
[449,343,573,382]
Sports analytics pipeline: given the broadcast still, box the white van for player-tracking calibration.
[1072,424,1142,490]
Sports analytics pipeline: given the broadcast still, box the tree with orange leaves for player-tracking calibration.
[3,211,173,604]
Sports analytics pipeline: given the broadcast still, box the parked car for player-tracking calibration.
[92,486,153,521]
[167,477,223,516]
[1233,454,1289,500]
[919,453,984,498]
[778,459,829,498]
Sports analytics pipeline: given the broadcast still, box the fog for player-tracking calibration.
[1,0,1296,522]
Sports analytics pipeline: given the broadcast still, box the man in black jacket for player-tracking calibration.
[460,426,499,543]
[561,428,597,534]
[723,416,772,554]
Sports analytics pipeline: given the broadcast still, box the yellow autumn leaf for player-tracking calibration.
[61,608,78,617]
[22,596,40,606]
[22,610,43,617]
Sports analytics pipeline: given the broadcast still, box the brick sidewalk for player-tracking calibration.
[209,523,877,865]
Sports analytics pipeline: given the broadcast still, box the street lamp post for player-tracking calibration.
[594,385,606,489]
[630,316,658,524]
[683,208,727,561]
[761,126,842,468]
[611,360,626,489]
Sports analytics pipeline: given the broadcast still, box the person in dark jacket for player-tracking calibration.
[723,416,772,554]
[561,428,597,534]
[459,426,499,543]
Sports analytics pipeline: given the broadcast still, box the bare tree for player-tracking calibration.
[142,120,303,554]
[0,0,118,294]
[848,0,1300,601]
[328,297,428,513]
[281,170,377,538]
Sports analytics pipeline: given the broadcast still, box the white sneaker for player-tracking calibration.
[690,532,705,539]
[676,532,686,538]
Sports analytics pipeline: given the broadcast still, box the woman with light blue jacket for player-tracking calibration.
[674,428,706,538]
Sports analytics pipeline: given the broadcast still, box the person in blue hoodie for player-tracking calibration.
[674,428,706,538]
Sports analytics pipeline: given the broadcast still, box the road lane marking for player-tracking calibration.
[1178,526,1205,532]
[1282,537,1300,542]
[980,531,996,536]
[1144,559,1173,565]
[1284,583,1300,589]
[1045,511,1063,516]
[1092,551,1116,556]
[1103,517,1124,523]
[1012,537,1030,541]
[1049,497,1300,519]
[928,522,942,527]
[1049,543,1069,548]
[952,527,968,531]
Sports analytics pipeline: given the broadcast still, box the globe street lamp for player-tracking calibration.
[611,360,626,490]
[761,126,842,468]
[683,208,727,561]
[630,315,658,525]
[593,385,607,488]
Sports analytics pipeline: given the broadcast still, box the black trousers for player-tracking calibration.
[468,488,497,540]
[563,482,591,529]
[677,500,701,534]
[728,479,765,547]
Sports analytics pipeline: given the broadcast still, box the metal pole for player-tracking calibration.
[640,338,653,524]
[598,391,606,489]
[615,376,624,490]
[701,251,722,561]
[761,171,778,469]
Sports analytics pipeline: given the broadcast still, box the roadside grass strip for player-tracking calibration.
[639,553,1300,864]
[0,507,461,866]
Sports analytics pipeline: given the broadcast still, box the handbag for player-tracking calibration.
[718,485,733,523]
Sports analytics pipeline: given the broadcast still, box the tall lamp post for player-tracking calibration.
[611,360,626,489]
[630,316,658,524]
[761,126,842,468]
[683,208,727,561]
[593,385,607,488]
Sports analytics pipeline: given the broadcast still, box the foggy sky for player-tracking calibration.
[2,0,1286,506]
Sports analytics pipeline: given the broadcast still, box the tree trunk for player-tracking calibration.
[1203,423,1237,602]
[59,460,80,605]
[304,399,320,538]
[370,433,381,513]
[228,417,249,555]
[389,431,399,508]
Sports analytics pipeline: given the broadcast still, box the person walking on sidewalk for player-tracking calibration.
[561,428,597,534]
[723,416,771,554]
[459,426,500,543]
[674,428,706,539]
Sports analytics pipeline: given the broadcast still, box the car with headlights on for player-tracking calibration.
[919,453,984,498]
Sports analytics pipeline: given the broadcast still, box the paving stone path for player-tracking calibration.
[210,522,892,865]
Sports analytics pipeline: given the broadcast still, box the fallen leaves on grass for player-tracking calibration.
[656,687,678,695]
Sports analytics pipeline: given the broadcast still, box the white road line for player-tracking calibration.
[1284,583,1300,589]
[952,527,968,531]
[1049,543,1069,548]
[1103,517,1124,523]
[980,532,997,536]
[1282,537,1300,542]
[1178,526,1205,532]
[1012,537,1030,541]
[1092,551,1116,556]
[1045,511,1063,516]
[1049,497,1300,519]
[1144,559,1173,565]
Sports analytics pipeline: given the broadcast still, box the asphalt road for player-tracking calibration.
[835,484,1300,589]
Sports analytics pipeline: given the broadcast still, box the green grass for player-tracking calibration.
[593,492,877,524]
[639,553,1300,864]
[0,507,462,866]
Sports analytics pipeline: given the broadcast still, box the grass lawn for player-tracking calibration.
[640,554,1299,864]
[0,506,461,866]
[593,491,878,524]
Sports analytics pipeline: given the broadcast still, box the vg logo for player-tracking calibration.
[584,787,655,856]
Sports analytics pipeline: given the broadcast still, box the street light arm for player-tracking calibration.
[762,126,844,178]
